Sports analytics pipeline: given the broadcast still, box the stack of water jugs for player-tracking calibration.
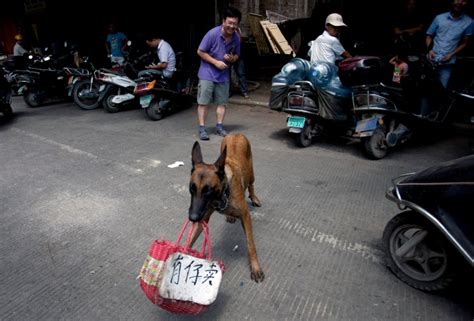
[272,58,352,98]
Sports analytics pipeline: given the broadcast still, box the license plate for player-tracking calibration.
[355,117,378,132]
[287,116,306,128]
[140,94,153,108]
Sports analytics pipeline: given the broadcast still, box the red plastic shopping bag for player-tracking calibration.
[138,220,224,315]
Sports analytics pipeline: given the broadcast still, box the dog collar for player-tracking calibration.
[212,181,230,213]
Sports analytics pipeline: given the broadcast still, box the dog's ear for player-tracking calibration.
[214,146,227,178]
[191,141,203,171]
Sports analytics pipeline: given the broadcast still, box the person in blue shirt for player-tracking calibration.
[426,0,474,88]
[105,23,128,67]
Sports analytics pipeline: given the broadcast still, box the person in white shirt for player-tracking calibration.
[13,34,28,57]
[138,32,176,79]
[309,13,352,64]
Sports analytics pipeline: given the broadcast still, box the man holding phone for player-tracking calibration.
[195,7,242,140]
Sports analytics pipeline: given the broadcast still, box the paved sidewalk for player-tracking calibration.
[229,79,272,107]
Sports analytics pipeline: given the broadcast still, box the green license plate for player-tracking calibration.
[140,94,153,108]
[287,116,306,128]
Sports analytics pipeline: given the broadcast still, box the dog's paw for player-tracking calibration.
[251,270,265,283]
[250,196,262,207]
[226,215,237,223]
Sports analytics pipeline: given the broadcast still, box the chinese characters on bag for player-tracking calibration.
[169,254,220,286]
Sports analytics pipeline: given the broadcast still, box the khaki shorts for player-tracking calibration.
[197,80,229,106]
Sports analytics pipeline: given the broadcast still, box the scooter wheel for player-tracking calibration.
[103,95,121,113]
[145,101,163,121]
[382,211,462,292]
[363,127,388,159]
[0,104,13,122]
[23,90,43,107]
[72,80,100,110]
[294,124,312,147]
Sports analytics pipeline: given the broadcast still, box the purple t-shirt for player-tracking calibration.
[198,25,241,83]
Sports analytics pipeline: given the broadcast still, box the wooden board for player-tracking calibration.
[247,13,271,55]
[259,20,281,54]
[265,22,295,56]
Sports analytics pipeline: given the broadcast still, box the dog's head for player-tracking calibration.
[188,141,227,222]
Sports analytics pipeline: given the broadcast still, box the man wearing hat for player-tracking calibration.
[309,13,352,64]
[13,34,28,57]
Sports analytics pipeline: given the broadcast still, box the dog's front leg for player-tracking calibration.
[241,210,265,283]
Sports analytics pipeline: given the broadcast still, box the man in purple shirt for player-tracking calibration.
[196,7,242,140]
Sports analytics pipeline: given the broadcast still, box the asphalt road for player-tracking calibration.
[1,95,472,321]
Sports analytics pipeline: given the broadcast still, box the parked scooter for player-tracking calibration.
[270,58,372,149]
[1,52,49,95]
[9,42,92,107]
[18,65,91,107]
[135,68,195,120]
[72,69,115,110]
[105,52,195,118]
[271,56,474,159]
[101,70,139,113]
[0,68,13,122]
[73,43,154,112]
[383,155,473,292]
[344,55,474,159]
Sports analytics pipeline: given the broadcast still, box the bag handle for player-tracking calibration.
[175,220,212,259]
[174,219,191,245]
[200,222,212,259]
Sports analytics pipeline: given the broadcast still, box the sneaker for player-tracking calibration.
[243,93,249,98]
[215,127,228,137]
[199,129,209,140]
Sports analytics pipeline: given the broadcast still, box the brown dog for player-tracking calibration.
[188,133,264,283]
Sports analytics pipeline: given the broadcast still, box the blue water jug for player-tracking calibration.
[307,61,336,87]
[281,58,310,84]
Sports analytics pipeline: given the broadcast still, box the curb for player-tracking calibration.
[228,80,270,108]
[229,97,269,107]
